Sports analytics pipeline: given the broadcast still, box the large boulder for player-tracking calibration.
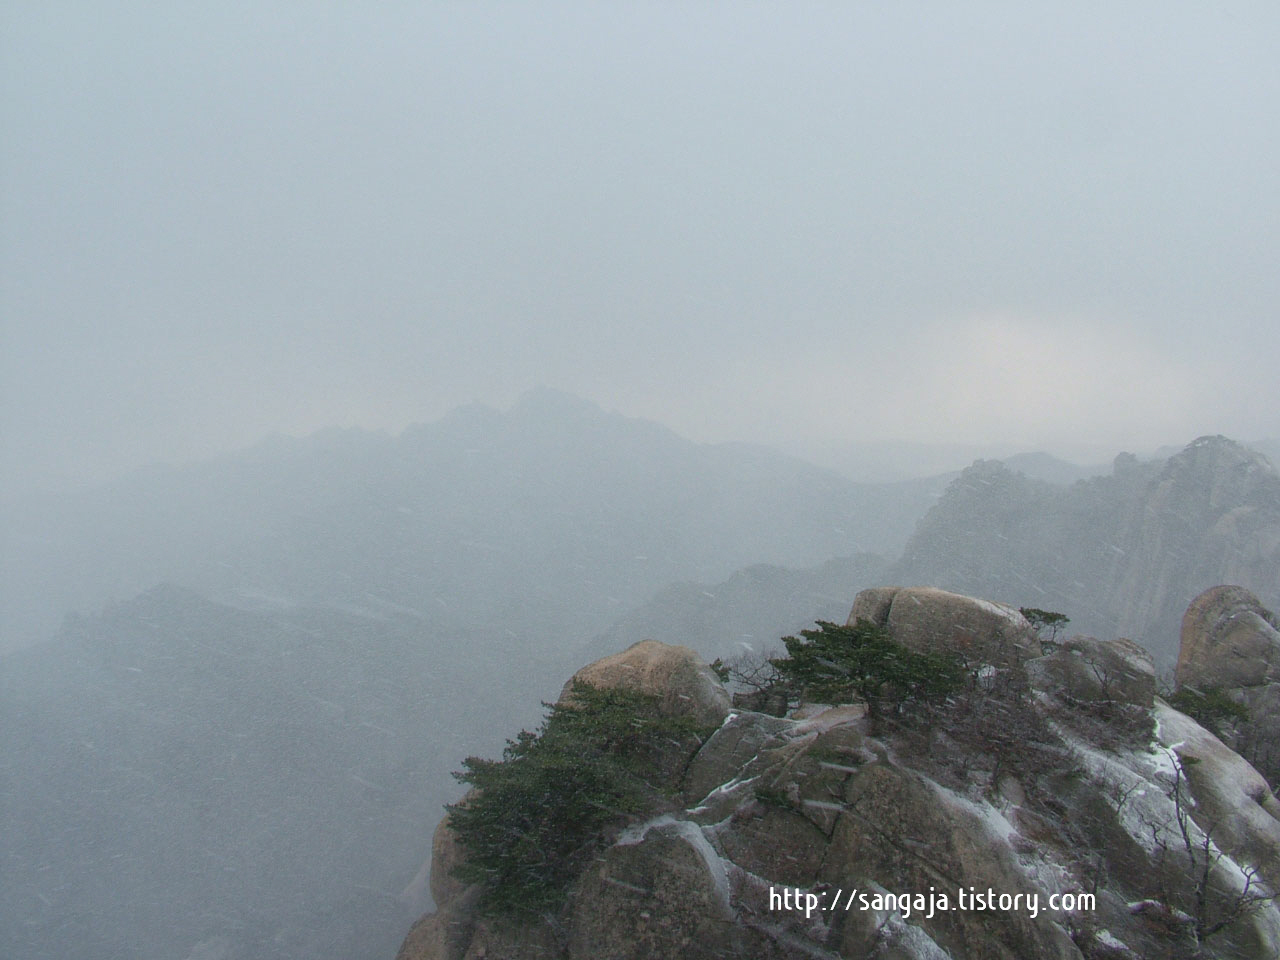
[1175,586,1280,790]
[1176,585,1280,690]
[1157,705,1280,894]
[682,711,792,807]
[848,585,899,628]
[456,915,562,960]
[559,639,731,728]
[394,887,482,960]
[849,586,1040,665]
[1154,704,1280,958]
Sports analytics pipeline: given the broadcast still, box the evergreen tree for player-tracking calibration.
[770,620,962,717]
[448,681,707,916]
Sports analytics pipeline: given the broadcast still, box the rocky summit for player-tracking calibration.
[396,586,1280,960]
[889,436,1280,667]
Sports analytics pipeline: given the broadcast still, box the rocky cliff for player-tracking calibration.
[397,587,1280,960]
[1176,585,1280,792]
[889,437,1280,667]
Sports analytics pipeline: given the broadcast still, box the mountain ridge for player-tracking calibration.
[889,435,1280,666]
[0,389,937,656]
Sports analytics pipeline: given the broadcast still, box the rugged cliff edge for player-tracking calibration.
[398,587,1280,960]
[889,436,1280,667]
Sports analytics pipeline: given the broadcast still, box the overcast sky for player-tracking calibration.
[3,2,1278,496]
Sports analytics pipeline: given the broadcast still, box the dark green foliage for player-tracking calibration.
[769,620,963,717]
[447,681,708,917]
[1168,686,1251,740]
[1020,607,1070,645]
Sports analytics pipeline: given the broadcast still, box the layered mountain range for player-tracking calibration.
[603,435,1280,673]
[2,393,1277,960]
[0,392,939,960]
[0,388,938,657]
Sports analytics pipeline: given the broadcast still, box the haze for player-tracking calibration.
[3,2,1278,498]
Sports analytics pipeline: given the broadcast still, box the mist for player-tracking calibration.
[4,5,1280,960]
[3,2,1278,498]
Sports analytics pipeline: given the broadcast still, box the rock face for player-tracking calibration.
[889,437,1280,666]
[567,819,739,960]
[1176,585,1280,790]
[558,639,731,728]
[849,586,1040,666]
[1177,585,1280,690]
[1028,635,1156,709]
[398,590,1280,960]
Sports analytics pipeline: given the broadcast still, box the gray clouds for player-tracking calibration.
[3,2,1278,495]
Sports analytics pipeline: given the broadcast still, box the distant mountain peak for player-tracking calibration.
[998,450,1109,485]
[1175,433,1274,469]
[1154,435,1278,496]
[510,386,608,422]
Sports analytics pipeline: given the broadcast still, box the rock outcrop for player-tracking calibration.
[1176,585,1280,790]
[849,586,1040,666]
[889,436,1280,666]
[398,589,1280,960]
[559,639,731,728]
[1177,585,1280,690]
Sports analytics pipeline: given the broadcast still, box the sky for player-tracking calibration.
[3,2,1278,497]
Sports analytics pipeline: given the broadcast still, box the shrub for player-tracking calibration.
[447,681,708,916]
[712,645,790,715]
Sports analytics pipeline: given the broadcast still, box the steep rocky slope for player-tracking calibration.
[401,587,1280,960]
[889,437,1280,666]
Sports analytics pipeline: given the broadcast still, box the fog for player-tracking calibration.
[3,2,1277,499]
[4,6,1280,960]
